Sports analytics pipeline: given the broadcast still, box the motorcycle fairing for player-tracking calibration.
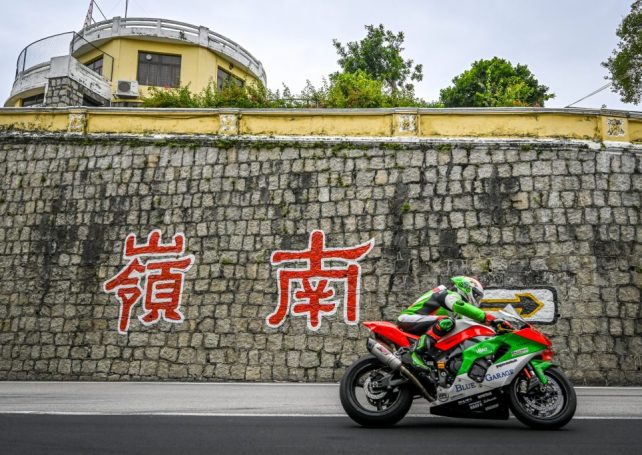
[363,321,418,347]
[430,388,509,420]
[431,354,535,406]
[434,320,495,351]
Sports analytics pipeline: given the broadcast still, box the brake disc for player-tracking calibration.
[363,376,388,400]
[522,378,564,416]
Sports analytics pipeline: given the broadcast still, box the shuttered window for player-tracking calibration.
[137,52,181,88]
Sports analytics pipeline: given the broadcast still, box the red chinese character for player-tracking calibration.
[268,230,374,330]
[103,230,194,334]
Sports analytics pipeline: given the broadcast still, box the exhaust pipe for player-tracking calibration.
[367,338,434,401]
[367,338,402,370]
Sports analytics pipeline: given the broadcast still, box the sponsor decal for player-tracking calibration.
[454,382,477,393]
[268,230,374,331]
[496,359,518,367]
[485,369,515,382]
[474,346,492,355]
[511,348,529,357]
[469,401,482,410]
[438,392,449,402]
[478,392,492,399]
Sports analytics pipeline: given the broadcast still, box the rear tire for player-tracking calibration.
[340,356,413,427]
[509,366,576,429]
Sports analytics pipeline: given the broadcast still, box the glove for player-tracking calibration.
[490,319,513,333]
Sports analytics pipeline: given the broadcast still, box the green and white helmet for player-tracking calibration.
[451,276,484,307]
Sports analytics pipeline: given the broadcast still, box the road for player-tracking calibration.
[0,383,641,455]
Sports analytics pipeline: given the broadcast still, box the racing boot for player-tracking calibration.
[411,317,455,368]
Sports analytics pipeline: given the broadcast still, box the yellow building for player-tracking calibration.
[5,16,266,107]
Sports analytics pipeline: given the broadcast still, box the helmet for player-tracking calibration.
[451,276,484,307]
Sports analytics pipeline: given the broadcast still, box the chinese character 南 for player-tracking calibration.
[103,230,195,334]
[268,230,374,330]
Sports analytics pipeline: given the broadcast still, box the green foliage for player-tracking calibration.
[602,1,642,104]
[439,57,554,107]
[326,71,385,108]
[142,73,432,109]
[142,79,281,108]
[333,24,423,94]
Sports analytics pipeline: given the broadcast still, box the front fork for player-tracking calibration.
[530,359,551,385]
[520,359,551,392]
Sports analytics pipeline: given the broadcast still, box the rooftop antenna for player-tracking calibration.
[125,0,129,18]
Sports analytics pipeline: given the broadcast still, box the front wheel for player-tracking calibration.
[509,366,576,429]
[340,356,413,427]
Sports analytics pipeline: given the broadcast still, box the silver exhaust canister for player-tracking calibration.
[367,338,402,370]
[366,337,435,401]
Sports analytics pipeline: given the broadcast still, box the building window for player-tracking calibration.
[22,93,44,107]
[137,52,181,88]
[217,67,244,90]
[85,56,104,76]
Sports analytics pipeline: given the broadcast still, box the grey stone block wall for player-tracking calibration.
[45,77,109,107]
[0,134,640,384]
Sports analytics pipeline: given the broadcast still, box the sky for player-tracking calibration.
[0,0,638,111]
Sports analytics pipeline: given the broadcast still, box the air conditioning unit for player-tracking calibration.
[115,80,139,98]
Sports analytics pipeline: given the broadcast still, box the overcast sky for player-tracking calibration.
[1,0,638,110]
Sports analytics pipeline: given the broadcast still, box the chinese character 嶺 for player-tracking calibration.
[103,230,195,334]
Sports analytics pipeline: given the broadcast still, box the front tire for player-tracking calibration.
[340,356,413,427]
[509,366,576,429]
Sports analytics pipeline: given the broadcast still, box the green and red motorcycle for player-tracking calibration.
[340,305,576,429]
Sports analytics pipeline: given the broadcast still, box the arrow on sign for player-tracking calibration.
[480,293,545,318]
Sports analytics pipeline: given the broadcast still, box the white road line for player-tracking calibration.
[1,411,641,419]
[0,381,341,386]
[1,382,640,389]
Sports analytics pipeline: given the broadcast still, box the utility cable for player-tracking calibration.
[565,82,612,108]
[93,0,109,21]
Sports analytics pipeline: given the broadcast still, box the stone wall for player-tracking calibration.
[45,77,109,107]
[0,133,640,384]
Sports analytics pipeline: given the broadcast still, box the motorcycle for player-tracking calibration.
[340,305,576,429]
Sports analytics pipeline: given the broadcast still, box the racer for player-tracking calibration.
[397,276,511,370]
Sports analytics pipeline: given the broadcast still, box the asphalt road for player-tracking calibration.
[0,383,641,455]
[1,415,641,455]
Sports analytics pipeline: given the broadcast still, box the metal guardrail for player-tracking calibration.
[15,32,114,81]
[73,17,266,84]
[15,32,75,77]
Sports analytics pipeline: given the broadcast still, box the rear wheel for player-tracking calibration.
[340,356,413,427]
[509,366,576,429]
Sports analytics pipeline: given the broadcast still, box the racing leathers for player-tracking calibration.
[397,285,492,370]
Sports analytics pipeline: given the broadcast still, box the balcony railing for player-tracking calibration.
[72,17,266,84]
[15,32,114,81]
[15,32,75,77]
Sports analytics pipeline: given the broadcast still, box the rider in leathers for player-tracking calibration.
[398,276,511,370]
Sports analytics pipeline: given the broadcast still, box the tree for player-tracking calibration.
[333,24,423,94]
[439,57,554,107]
[603,1,642,104]
[326,70,385,108]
